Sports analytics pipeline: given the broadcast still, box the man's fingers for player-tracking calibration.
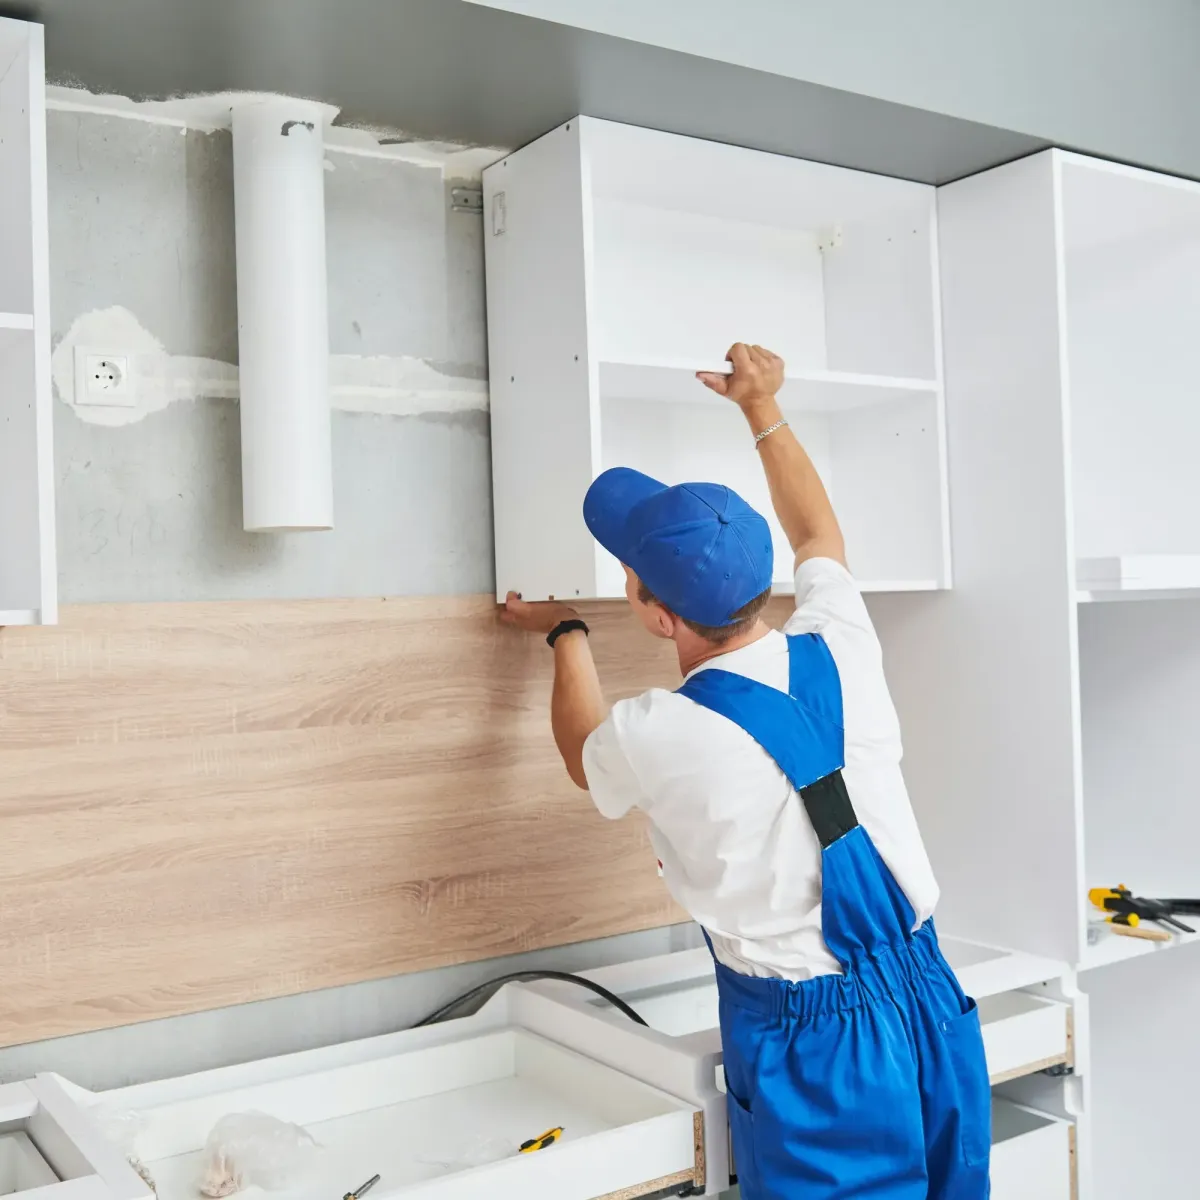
[726,342,752,369]
[696,371,730,395]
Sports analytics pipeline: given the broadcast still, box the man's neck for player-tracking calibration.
[677,619,774,677]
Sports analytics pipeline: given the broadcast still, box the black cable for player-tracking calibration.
[414,970,647,1028]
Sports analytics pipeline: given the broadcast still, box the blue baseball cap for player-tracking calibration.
[583,467,774,627]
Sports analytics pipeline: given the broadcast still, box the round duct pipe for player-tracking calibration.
[232,97,333,532]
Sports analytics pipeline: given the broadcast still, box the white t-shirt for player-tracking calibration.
[581,557,939,981]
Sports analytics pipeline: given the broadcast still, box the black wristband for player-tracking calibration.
[547,618,589,648]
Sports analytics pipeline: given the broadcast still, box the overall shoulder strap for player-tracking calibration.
[786,631,844,732]
[676,633,856,848]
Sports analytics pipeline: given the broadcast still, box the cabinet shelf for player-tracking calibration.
[598,358,939,413]
[0,311,32,330]
[1082,920,1200,970]
[1076,555,1200,602]
[773,577,940,596]
[0,609,41,626]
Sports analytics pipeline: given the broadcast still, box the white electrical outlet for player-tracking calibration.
[74,348,136,407]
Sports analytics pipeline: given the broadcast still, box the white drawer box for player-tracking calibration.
[0,1076,149,1199]
[990,1100,1073,1200]
[82,1025,703,1200]
[978,992,1071,1084]
[569,947,1072,1087]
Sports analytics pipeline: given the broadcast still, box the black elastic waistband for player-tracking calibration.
[713,919,949,1023]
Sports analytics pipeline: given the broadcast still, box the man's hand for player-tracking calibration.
[501,591,580,635]
[697,339,845,568]
[696,343,784,412]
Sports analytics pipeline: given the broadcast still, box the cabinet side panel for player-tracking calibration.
[483,123,599,602]
[1079,599,1200,895]
[1066,235,1200,559]
[26,25,54,623]
[830,393,943,586]
[867,152,1083,962]
[0,331,40,613]
[821,196,938,379]
[1084,947,1200,1200]
[0,25,33,316]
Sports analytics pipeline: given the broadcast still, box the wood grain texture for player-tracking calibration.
[593,1169,696,1200]
[0,595,800,1048]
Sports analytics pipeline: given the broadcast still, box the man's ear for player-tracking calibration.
[653,603,678,639]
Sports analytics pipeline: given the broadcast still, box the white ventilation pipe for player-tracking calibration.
[232,96,333,531]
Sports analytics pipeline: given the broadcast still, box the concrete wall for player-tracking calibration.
[50,109,494,604]
[0,104,701,1088]
[466,0,1200,180]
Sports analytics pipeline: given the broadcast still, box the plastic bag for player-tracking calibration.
[91,1105,147,1156]
[198,1111,319,1197]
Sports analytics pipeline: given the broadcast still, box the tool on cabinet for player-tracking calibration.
[343,1174,380,1200]
[1088,886,1197,934]
[1101,913,1172,942]
[519,1127,563,1153]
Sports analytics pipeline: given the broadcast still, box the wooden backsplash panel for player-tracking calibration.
[0,596,704,1048]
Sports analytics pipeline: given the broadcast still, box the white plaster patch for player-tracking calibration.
[331,357,488,417]
[45,86,509,181]
[52,307,488,426]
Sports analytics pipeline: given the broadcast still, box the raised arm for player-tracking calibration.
[698,343,846,569]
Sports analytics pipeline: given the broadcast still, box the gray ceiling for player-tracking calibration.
[2,0,1048,184]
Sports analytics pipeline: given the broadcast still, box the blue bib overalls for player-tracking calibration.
[677,634,991,1199]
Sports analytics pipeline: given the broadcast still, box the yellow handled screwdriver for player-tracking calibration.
[344,1175,380,1200]
[1103,912,1171,942]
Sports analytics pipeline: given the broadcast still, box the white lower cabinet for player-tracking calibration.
[51,986,715,1200]
[990,1100,1074,1200]
[29,946,1081,1199]
[518,938,1086,1196]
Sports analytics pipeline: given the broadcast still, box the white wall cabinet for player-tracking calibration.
[871,148,1200,971]
[482,117,950,602]
[0,16,54,626]
[867,148,1200,1200]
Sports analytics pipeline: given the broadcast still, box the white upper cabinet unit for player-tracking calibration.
[482,117,950,602]
[0,17,54,626]
[1060,158,1200,601]
[870,149,1200,972]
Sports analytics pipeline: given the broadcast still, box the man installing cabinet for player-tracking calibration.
[503,342,990,1200]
